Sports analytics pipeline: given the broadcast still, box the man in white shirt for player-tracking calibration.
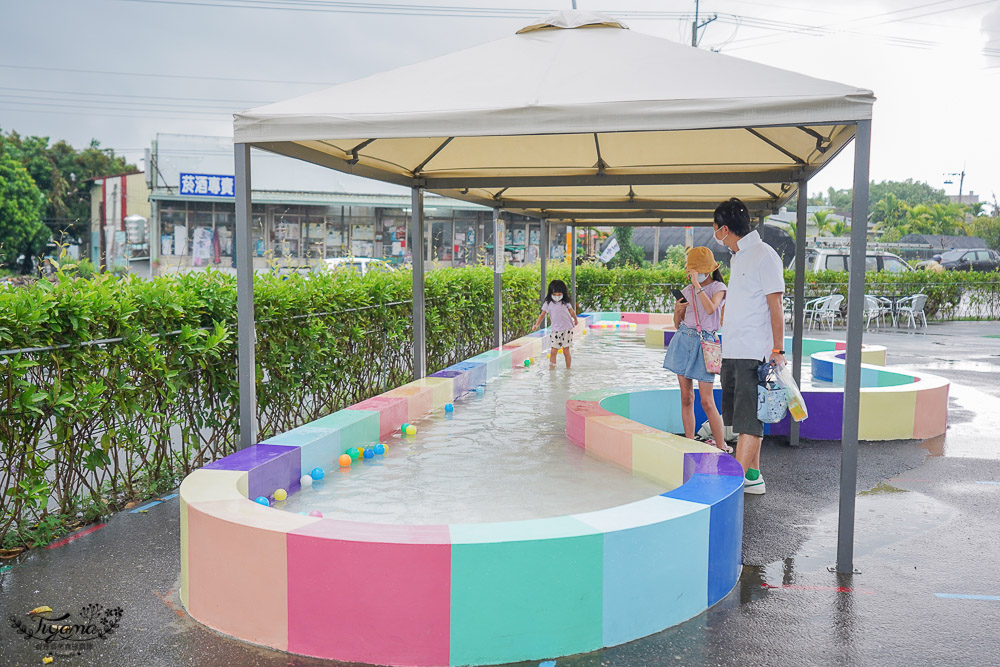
[713,198,786,495]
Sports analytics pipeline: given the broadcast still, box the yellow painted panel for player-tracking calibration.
[632,433,685,489]
[859,388,916,440]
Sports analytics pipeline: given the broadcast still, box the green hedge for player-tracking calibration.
[0,265,542,550]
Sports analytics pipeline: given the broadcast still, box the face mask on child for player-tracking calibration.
[696,273,708,283]
[552,294,563,302]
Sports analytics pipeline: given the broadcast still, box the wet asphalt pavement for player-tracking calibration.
[1,321,998,667]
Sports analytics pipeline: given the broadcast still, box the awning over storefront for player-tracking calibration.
[235,10,873,226]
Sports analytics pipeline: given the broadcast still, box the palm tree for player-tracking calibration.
[810,209,836,236]
[926,203,968,236]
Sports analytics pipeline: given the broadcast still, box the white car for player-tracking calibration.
[317,257,396,277]
[804,248,912,273]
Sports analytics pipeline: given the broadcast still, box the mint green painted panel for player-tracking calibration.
[450,533,604,665]
[600,393,630,419]
[311,409,380,449]
[877,370,915,387]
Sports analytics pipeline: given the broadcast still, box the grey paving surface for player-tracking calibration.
[1,321,998,667]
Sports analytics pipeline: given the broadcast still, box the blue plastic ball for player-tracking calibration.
[445,403,454,412]
[475,386,485,393]
[310,467,325,481]
[254,496,270,507]
[374,444,385,455]
[363,448,374,459]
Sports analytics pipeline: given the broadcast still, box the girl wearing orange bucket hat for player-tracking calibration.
[662,246,731,453]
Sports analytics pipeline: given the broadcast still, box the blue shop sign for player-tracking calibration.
[179,173,235,197]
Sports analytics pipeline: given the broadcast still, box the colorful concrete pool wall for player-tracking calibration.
[644,327,948,441]
[180,310,948,665]
[179,313,751,665]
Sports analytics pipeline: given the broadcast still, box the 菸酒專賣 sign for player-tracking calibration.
[179,173,235,197]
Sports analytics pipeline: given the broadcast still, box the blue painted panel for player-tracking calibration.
[450,362,488,391]
[706,481,744,606]
[601,510,710,646]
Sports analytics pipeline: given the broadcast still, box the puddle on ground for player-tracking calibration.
[858,482,907,496]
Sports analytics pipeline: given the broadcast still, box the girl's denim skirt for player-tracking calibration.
[662,323,718,383]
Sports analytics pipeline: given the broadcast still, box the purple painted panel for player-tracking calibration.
[429,369,471,396]
[663,330,675,347]
[765,391,843,440]
[683,452,744,482]
[203,444,301,500]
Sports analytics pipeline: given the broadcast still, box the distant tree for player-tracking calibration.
[869,179,949,212]
[0,154,48,271]
[826,187,853,213]
[605,226,645,268]
[810,209,836,234]
[0,129,136,243]
[870,193,906,227]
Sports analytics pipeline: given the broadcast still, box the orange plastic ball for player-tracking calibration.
[338,454,352,467]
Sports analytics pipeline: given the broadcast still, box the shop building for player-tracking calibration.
[146,134,566,274]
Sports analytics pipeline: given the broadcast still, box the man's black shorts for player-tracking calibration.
[721,358,764,437]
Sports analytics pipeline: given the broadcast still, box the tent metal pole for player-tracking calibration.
[411,187,426,380]
[837,119,872,574]
[493,208,503,349]
[653,227,660,265]
[570,224,577,307]
[540,219,549,302]
[790,179,808,448]
[234,143,257,450]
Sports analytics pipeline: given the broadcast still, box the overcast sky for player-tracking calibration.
[2,0,998,205]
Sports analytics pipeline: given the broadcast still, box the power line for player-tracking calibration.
[0,104,230,124]
[0,63,334,86]
[0,86,271,106]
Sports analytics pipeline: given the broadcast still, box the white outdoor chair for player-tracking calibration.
[803,296,830,330]
[812,294,845,330]
[863,295,882,330]
[896,294,928,329]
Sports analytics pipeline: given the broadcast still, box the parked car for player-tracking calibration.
[804,248,912,273]
[937,248,1000,272]
[316,257,396,277]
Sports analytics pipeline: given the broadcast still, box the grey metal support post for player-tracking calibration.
[653,227,660,265]
[790,180,808,447]
[837,119,872,574]
[234,143,257,449]
[540,219,549,302]
[570,224,577,306]
[411,187,427,380]
[492,208,503,349]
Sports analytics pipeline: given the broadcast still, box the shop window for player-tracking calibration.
[214,207,234,260]
[303,216,326,259]
[160,206,187,256]
[189,207,214,267]
[272,213,301,258]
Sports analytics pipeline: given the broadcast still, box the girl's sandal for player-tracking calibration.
[704,438,734,454]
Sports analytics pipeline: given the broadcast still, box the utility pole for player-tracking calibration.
[692,0,717,47]
[943,166,966,204]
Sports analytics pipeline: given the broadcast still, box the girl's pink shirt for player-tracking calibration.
[681,281,726,331]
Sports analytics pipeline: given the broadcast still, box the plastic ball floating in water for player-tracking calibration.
[445,403,454,412]
[374,443,385,455]
[338,454,352,467]
[400,423,410,434]
[273,488,287,502]
[475,386,485,393]
[347,447,360,460]
[254,496,269,507]
[300,474,313,487]
[310,467,325,481]
[363,448,374,459]
[524,359,531,367]
[308,510,323,518]
[405,424,417,436]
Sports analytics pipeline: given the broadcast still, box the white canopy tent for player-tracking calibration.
[232,11,874,572]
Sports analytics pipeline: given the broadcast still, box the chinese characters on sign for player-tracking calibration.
[179,173,235,197]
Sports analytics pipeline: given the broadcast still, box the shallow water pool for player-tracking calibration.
[276,330,679,524]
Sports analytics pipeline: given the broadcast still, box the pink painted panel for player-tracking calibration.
[834,341,847,350]
[621,312,651,324]
[347,396,409,438]
[565,400,614,447]
[286,522,451,665]
[913,382,949,439]
[585,415,636,471]
[186,504,290,651]
[647,313,675,325]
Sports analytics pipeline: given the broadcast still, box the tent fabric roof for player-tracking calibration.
[234,10,874,226]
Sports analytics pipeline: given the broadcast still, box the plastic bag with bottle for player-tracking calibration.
[773,363,809,422]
